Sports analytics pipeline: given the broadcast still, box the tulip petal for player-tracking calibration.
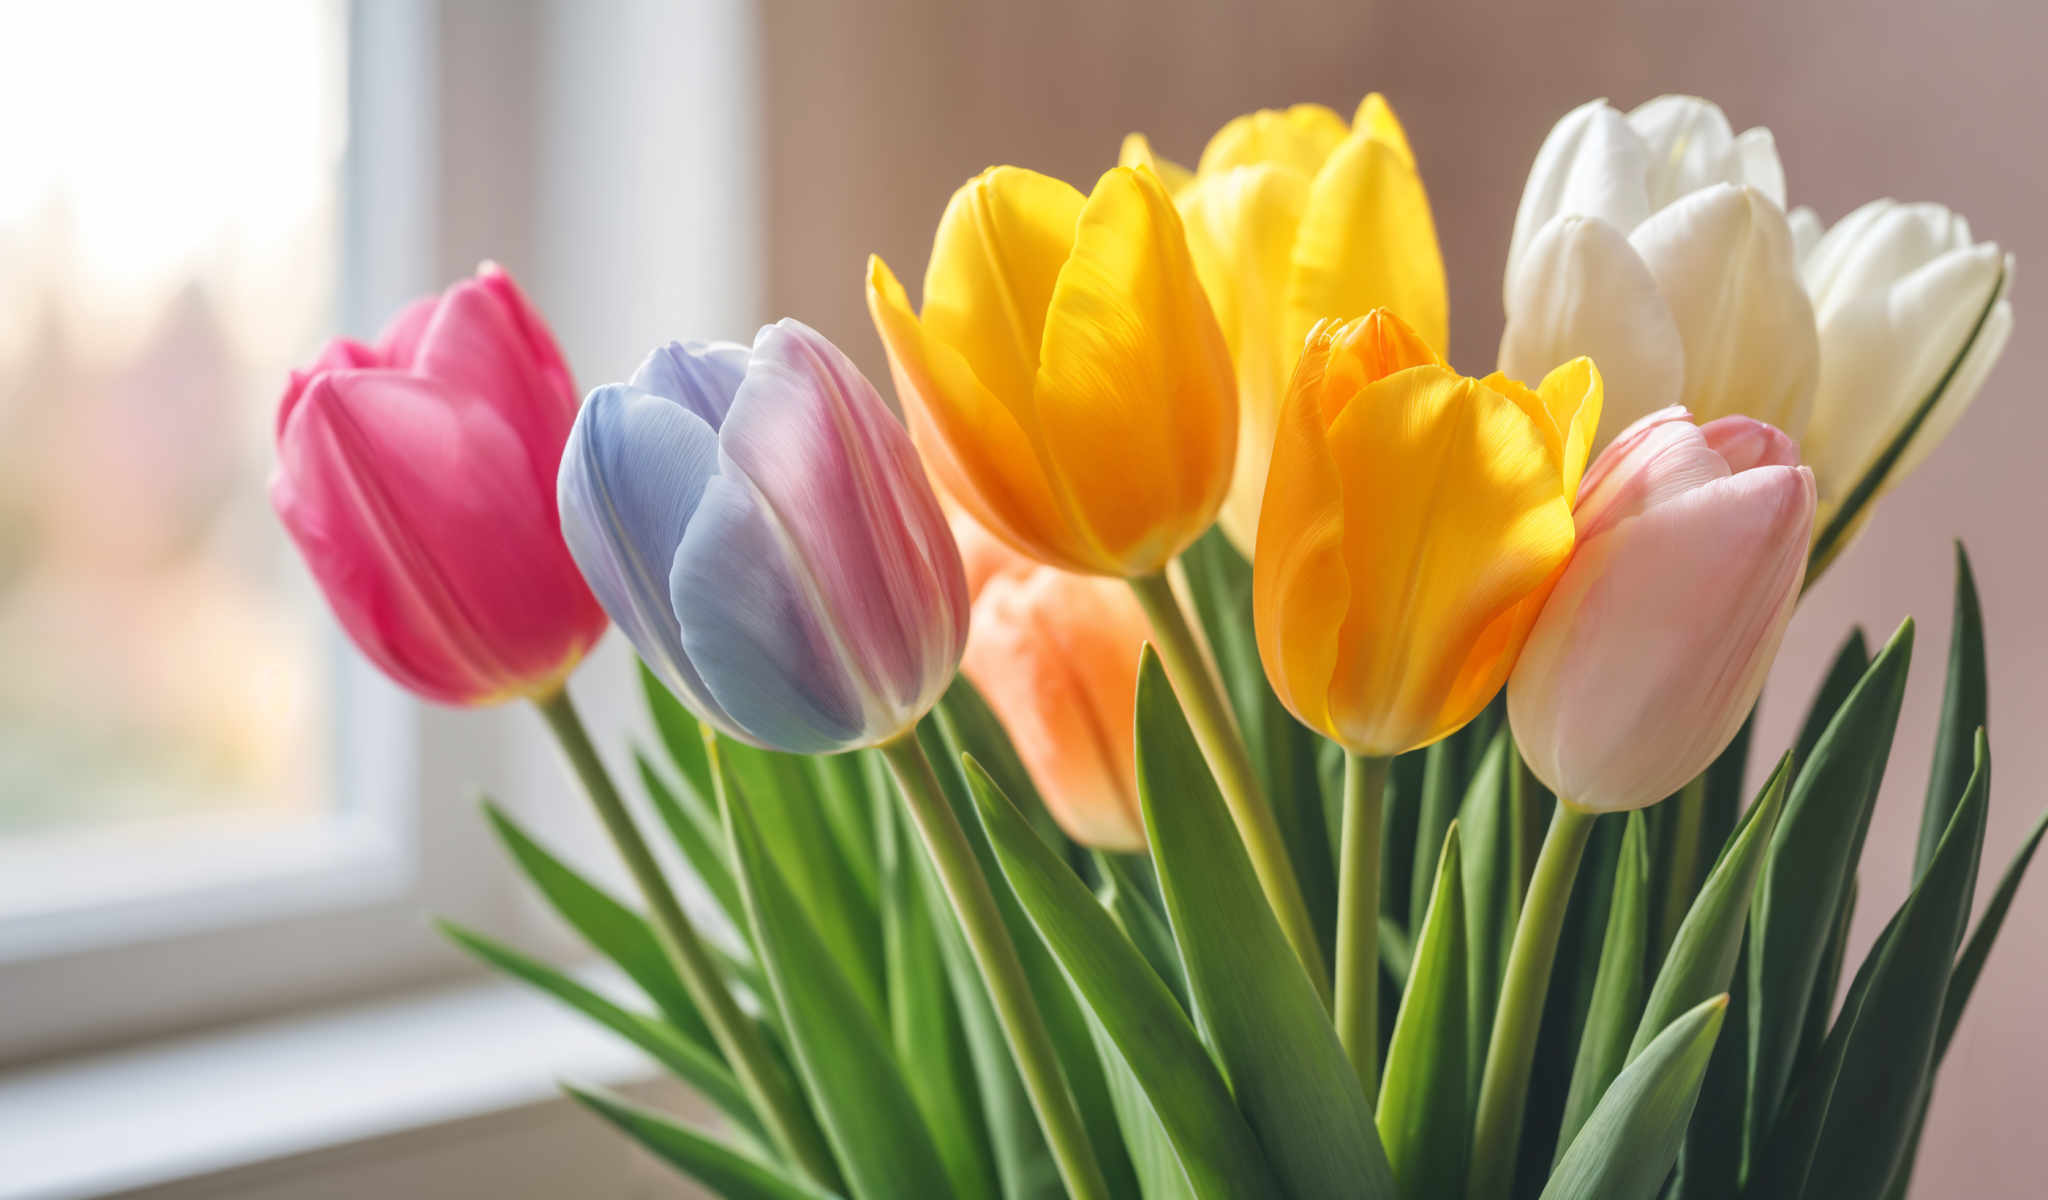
[1699,415,1801,473]
[1177,163,1314,549]
[1352,93,1416,167]
[1118,132,1194,194]
[1510,466,1814,811]
[630,340,750,430]
[1480,359,1605,501]
[1321,369,1578,755]
[1505,100,1653,296]
[409,273,578,493]
[278,371,595,704]
[920,166,1084,415]
[1895,273,2012,484]
[1629,184,1819,436]
[963,567,1149,852]
[1626,95,1738,211]
[717,320,969,725]
[1499,215,1685,447]
[868,256,1094,571]
[1197,103,1349,177]
[1035,166,1236,573]
[1286,132,1449,360]
[557,383,743,735]
[671,473,868,754]
[1787,205,1825,265]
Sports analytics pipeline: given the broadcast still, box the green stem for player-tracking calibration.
[534,689,840,1191]
[1336,752,1390,1102]
[1468,803,1597,1200]
[1127,568,1331,1004]
[879,733,1111,1200]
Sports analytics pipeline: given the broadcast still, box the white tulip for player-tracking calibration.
[1500,96,1818,448]
[1793,198,2013,525]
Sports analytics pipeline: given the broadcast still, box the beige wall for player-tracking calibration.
[761,1,2048,1192]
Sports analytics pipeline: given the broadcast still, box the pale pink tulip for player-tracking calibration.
[1508,408,1815,811]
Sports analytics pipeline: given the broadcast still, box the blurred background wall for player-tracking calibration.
[755,1,2046,1193]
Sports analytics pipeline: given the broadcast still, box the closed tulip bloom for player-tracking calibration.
[271,264,607,705]
[867,164,1235,577]
[954,517,1152,852]
[1121,95,1447,552]
[1254,310,1601,758]
[1508,409,1816,812]
[1499,96,1818,447]
[1790,198,2014,530]
[558,321,968,754]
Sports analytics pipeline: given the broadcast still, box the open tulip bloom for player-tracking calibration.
[273,92,2035,1200]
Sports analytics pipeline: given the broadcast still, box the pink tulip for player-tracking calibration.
[955,517,1153,852]
[272,264,607,705]
[1508,408,1816,811]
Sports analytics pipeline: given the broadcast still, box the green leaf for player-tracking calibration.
[719,739,886,1032]
[806,751,882,911]
[719,746,951,1200]
[1745,619,1913,1140]
[482,801,710,1046]
[1541,995,1728,1200]
[1632,756,1789,1060]
[1556,812,1650,1159]
[440,921,763,1147]
[1457,731,1517,1098]
[1378,824,1469,1200]
[1085,1006,1196,1200]
[1134,648,1395,1200]
[636,749,746,934]
[968,756,1278,1198]
[566,1084,833,1200]
[878,777,998,1200]
[1746,734,1988,1200]
[1095,851,1191,1011]
[1178,528,1338,958]
[641,661,714,805]
[934,675,1067,850]
[1917,544,1986,879]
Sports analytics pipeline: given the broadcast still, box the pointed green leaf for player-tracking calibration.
[1633,756,1789,1059]
[1940,802,2048,1057]
[969,756,1278,1198]
[1541,995,1728,1200]
[1410,742,1461,931]
[1792,630,1870,773]
[1787,876,1854,1094]
[1746,620,1913,1139]
[1379,824,1470,1200]
[806,750,881,911]
[1918,544,1986,879]
[483,801,711,1046]
[1557,813,1650,1159]
[720,748,951,1200]
[1095,851,1191,1011]
[1746,734,1988,1200]
[566,1084,832,1200]
[1134,648,1395,1199]
[934,675,1067,849]
[440,921,763,1147]
[1457,730,1517,1100]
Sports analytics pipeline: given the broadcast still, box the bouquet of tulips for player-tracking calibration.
[272,92,2028,1200]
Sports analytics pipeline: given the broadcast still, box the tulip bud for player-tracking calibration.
[1254,310,1599,758]
[953,517,1152,852]
[271,264,607,705]
[1121,94,1448,553]
[1508,409,1816,812]
[1499,96,1818,447]
[557,321,969,755]
[1794,198,2013,530]
[867,164,1235,577]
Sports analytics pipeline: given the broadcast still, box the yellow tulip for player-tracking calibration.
[1253,310,1599,758]
[1123,95,1448,553]
[866,164,1235,578]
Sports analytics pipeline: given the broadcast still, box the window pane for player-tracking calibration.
[0,2,345,842]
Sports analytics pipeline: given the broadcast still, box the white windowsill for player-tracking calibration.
[0,966,677,1200]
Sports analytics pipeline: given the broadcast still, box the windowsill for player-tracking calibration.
[0,966,676,1200]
